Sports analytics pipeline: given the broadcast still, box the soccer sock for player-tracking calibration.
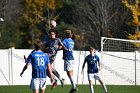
[102,84,107,93]
[52,69,62,80]
[89,84,94,93]
[69,76,76,89]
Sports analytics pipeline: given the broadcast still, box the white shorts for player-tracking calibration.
[64,60,75,71]
[30,78,46,89]
[88,73,101,81]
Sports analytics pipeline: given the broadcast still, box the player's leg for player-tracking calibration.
[51,78,57,90]
[64,60,77,93]
[88,74,94,93]
[52,69,65,87]
[94,73,108,93]
[39,78,47,93]
[89,81,94,93]
[39,89,45,93]
[67,70,76,89]
[50,57,65,87]
[67,70,78,93]
[30,78,40,93]
[33,89,39,93]
[52,69,60,78]
[50,58,60,79]
[46,66,57,89]
[48,61,57,89]
[98,79,108,93]
[51,58,63,81]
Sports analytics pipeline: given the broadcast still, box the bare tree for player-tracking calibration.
[0,0,7,18]
[0,0,23,23]
[68,0,129,49]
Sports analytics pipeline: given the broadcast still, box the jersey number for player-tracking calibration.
[37,57,45,66]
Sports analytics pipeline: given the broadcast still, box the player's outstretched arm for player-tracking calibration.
[81,61,86,74]
[20,63,30,77]
[57,38,67,50]
[98,61,101,71]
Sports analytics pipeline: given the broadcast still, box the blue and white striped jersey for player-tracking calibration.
[27,51,50,78]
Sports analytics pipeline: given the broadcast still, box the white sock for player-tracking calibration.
[69,76,76,89]
[89,84,94,93]
[102,84,107,93]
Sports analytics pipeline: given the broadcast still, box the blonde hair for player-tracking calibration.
[64,30,72,38]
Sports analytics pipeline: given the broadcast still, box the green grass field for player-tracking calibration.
[0,85,140,93]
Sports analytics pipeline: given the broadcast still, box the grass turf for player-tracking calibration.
[0,85,140,93]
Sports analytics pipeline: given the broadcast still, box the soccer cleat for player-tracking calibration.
[51,79,57,90]
[68,87,78,93]
[68,89,73,93]
[60,78,65,87]
[72,88,78,93]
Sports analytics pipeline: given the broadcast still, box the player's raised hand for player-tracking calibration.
[24,55,27,63]
[20,72,23,77]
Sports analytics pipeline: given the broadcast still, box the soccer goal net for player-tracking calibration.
[101,37,140,85]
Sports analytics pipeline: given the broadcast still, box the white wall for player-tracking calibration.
[0,48,140,85]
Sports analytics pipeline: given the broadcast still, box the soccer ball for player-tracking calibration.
[50,20,57,28]
[0,18,4,22]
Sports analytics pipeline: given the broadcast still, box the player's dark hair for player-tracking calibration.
[34,39,43,50]
[49,29,56,35]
